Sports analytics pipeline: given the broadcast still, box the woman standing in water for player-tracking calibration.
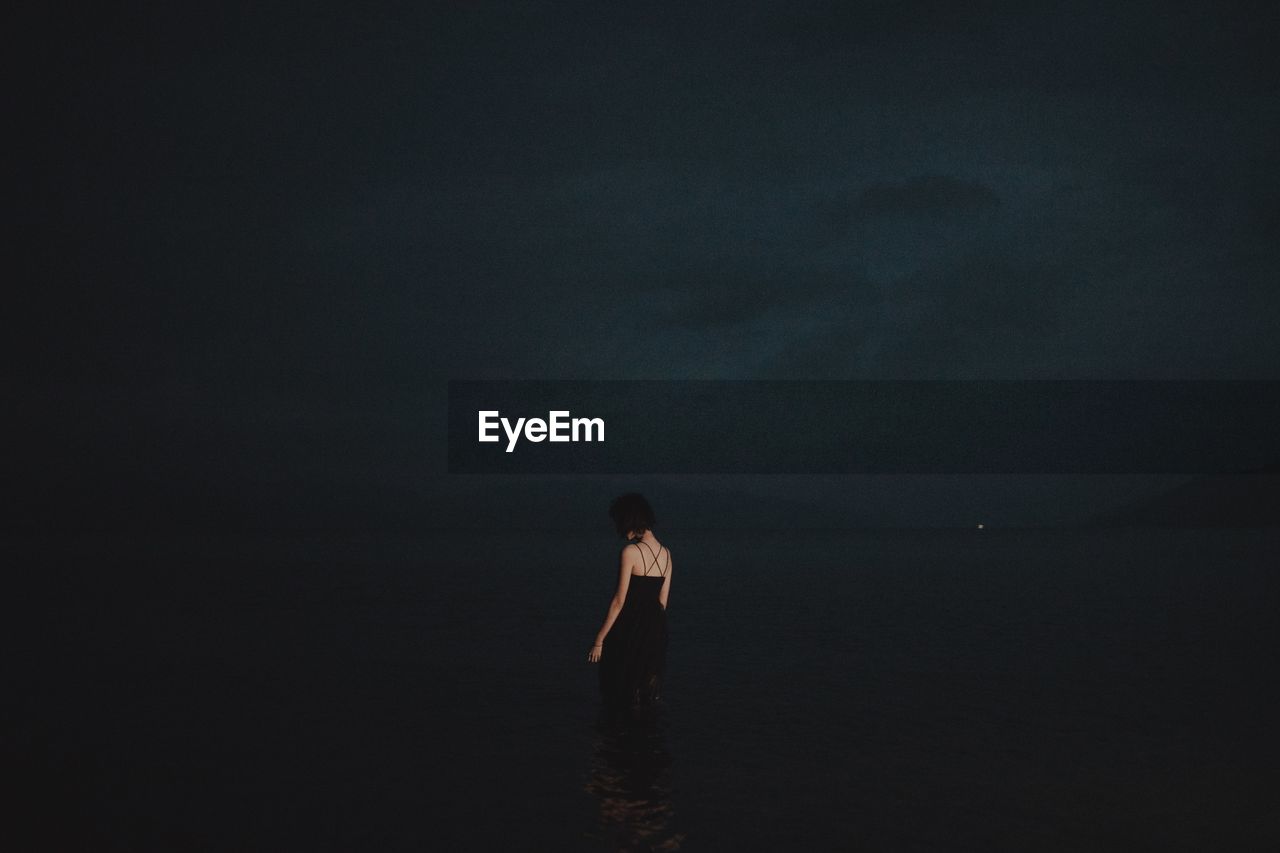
[588,493,671,707]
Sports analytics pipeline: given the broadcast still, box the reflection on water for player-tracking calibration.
[585,703,683,851]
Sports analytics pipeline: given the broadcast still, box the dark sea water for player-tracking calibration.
[8,529,1279,851]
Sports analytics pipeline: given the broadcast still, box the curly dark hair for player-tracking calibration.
[608,492,655,539]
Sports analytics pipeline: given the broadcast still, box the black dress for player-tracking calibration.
[598,540,669,708]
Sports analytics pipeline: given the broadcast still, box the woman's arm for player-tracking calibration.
[659,551,672,610]
[587,546,637,662]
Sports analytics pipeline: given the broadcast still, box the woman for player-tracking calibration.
[588,493,671,708]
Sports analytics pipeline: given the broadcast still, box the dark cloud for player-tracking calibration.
[649,262,877,330]
[880,255,1072,371]
[764,250,1076,379]
[855,175,1002,220]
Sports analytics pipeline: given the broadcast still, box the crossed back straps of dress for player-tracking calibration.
[634,540,667,577]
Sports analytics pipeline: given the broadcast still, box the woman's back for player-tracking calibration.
[627,538,669,577]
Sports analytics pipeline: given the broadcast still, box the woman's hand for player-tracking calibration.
[587,643,603,663]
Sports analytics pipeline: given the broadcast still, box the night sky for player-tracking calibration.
[15,2,1280,530]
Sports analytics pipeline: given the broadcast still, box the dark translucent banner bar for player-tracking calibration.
[447,381,1280,474]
